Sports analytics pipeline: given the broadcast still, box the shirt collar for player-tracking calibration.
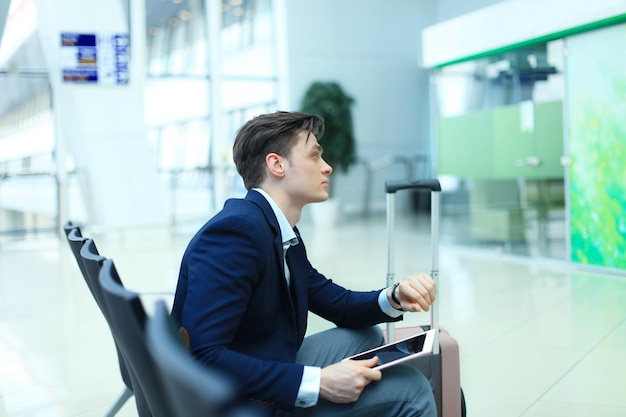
[252,188,299,247]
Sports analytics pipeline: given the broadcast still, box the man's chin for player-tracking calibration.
[313,193,330,203]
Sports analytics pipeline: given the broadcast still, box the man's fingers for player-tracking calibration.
[398,274,437,312]
[350,357,382,381]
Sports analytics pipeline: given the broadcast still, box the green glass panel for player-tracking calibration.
[492,104,535,178]
[439,110,492,177]
[442,101,564,180]
[567,24,626,269]
[533,101,564,178]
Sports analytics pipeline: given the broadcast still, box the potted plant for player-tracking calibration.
[300,81,357,225]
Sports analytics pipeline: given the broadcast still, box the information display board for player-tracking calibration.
[60,32,129,84]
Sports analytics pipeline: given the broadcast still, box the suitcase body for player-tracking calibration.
[384,179,465,417]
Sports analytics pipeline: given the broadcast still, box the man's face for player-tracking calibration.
[282,131,333,207]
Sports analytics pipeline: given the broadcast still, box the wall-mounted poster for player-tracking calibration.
[60,32,129,84]
[567,23,626,270]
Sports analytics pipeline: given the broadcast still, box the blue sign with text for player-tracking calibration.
[60,32,129,85]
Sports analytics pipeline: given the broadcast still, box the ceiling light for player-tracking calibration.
[178,10,192,20]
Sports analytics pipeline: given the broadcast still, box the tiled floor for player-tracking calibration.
[0,212,625,417]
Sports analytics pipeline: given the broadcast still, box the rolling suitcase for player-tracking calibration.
[384,179,466,417]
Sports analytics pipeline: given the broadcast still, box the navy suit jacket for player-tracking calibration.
[171,190,400,411]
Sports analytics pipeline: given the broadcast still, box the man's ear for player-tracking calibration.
[266,153,285,178]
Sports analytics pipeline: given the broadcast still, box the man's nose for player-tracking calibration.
[322,159,333,174]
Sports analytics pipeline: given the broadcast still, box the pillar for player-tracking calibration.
[33,0,168,230]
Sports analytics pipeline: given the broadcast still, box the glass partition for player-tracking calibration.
[432,40,567,259]
[566,23,626,270]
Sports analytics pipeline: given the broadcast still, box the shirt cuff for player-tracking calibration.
[379,288,404,318]
[296,366,321,408]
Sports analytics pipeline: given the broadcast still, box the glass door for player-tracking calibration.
[432,40,568,259]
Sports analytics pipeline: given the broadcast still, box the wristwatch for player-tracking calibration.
[391,282,404,311]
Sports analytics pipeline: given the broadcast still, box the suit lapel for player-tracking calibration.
[245,190,308,336]
[245,190,289,282]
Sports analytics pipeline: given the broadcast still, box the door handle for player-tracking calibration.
[516,156,541,167]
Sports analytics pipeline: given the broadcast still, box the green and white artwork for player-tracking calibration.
[567,23,626,269]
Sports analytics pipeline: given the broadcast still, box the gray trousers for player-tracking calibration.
[277,327,437,417]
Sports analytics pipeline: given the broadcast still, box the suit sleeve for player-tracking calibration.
[290,233,403,328]
[307,266,403,327]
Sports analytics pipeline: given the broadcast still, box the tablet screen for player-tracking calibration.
[345,329,434,370]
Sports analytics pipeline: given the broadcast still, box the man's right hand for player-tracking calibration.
[319,357,382,403]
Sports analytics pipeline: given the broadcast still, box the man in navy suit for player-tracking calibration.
[172,111,437,416]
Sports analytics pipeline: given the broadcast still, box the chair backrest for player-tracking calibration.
[65,225,89,281]
[146,300,245,417]
[63,222,153,416]
[99,259,176,417]
[79,242,156,416]
[79,238,108,311]
[62,220,78,237]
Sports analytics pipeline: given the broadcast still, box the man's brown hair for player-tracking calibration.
[232,111,325,189]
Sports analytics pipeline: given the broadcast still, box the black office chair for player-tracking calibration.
[62,222,134,417]
[146,300,262,417]
[98,259,176,417]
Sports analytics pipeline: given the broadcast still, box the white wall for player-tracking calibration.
[283,0,438,213]
[433,0,506,22]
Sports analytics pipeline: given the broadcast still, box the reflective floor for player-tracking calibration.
[1,212,625,417]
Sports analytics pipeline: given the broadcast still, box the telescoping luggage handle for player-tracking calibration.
[385,179,441,353]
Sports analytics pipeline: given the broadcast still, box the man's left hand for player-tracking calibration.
[390,273,436,312]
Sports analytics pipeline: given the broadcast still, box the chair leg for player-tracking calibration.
[104,386,133,417]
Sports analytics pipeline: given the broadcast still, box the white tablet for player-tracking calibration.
[343,329,435,370]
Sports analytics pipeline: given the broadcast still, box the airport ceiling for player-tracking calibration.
[146,0,199,29]
[0,0,197,117]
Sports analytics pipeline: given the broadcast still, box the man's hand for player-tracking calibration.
[319,357,382,403]
[389,273,437,312]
